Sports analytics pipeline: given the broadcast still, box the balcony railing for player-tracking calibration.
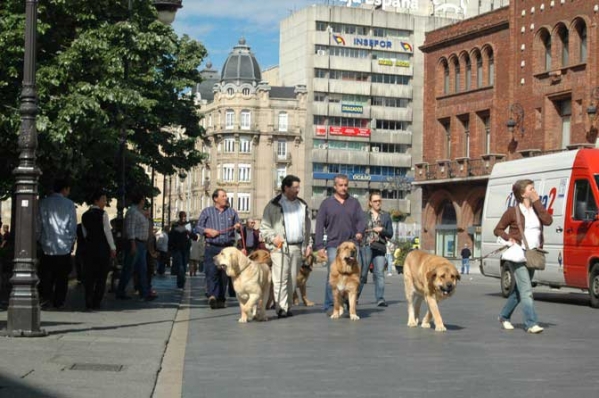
[415,153,506,182]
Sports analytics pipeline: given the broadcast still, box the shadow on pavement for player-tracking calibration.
[0,373,59,398]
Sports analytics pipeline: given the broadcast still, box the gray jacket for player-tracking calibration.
[260,194,311,251]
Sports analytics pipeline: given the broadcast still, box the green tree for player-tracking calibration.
[0,0,207,204]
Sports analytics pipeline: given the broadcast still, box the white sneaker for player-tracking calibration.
[527,325,544,334]
[386,273,392,276]
[499,318,514,330]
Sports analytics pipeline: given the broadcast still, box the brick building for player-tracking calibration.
[418,1,598,258]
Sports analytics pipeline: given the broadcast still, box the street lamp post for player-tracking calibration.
[2,0,183,338]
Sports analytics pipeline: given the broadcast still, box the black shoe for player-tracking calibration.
[144,295,157,302]
[208,296,217,309]
[277,309,287,319]
[377,300,388,307]
[286,310,293,317]
[116,294,132,300]
[216,300,226,309]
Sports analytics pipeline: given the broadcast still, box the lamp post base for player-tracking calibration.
[0,328,48,338]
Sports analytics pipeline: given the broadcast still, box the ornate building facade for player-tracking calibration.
[162,39,307,224]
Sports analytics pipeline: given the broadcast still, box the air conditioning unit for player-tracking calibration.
[318,144,328,149]
[372,147,380,152]
[362,146,369,151]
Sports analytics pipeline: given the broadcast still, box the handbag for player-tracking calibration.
[369,240,387,253]
[515,207,547,270]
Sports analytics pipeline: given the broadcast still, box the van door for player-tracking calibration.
[563,176,599,288]
[536,176,568,285]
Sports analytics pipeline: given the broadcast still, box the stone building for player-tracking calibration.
[418,0,597,257]
[162,39,308,224]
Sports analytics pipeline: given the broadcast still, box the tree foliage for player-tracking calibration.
[0,0,207,204]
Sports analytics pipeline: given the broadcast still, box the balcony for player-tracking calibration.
[414,154,506,182]
[275,152,292,163]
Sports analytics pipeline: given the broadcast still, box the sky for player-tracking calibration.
[172,0,335,72]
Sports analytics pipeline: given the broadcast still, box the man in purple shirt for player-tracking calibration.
[315,174,366,316]
[194,189,240,309]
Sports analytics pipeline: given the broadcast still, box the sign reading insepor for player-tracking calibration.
[338,0,419,9]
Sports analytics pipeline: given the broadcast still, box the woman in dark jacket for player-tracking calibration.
[81,190,116,310]
[494,179,552,334]
[358,191,394,307]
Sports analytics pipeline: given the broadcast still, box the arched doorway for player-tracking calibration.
[436,201,457,258]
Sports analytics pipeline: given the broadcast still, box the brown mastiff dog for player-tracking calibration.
[329,241,361,321]
[403,250,460,332]
[214,247,271,323]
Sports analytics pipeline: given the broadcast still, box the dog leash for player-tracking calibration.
[480,245,509,260]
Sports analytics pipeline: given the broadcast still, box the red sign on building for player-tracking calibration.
[315,125,327,136]
[329,126,371,137]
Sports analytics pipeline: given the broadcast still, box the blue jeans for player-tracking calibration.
[386,253,393,274]
[358,246,386,303]
[323,247,337,311]
[205,245,228,301]
[499,261,538,329]
[172,249,189,289]
[117,241,149,298]
[461,258,470,274]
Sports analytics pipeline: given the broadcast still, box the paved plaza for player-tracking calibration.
[1,264,599,398]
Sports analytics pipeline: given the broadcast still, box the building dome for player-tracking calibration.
[221,37,262,84]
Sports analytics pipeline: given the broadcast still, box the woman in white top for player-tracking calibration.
[493,179,553,334]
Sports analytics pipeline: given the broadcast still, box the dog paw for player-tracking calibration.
[238,318,247,323]
[330,312,340,319]
[305,300,315,307]
[421,322,431,329]
[293,299,299,306]
[338,307,344,317]
[407,320,419,327]
[350,314,360,321]
[435,325,447,332]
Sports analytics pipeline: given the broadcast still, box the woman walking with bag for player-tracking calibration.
[358,191,393,307]
[494,179,552,333]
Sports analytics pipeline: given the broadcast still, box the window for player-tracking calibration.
[444,63,450,94]
[278,112,288,132]
[314,92,327,102]
[373,27,385,37]
[372,73,410,85]
[242,87,250,96]
[543,32,552,71]
[315,68,327,78]
[577,22,587,63]
[572,179,597,220]
[223,138,235,153]
[465,57,471,91]
[488,51,494,85]
[237,193,251,213]
[559,28,569,66]
[316,21,327,31]
[476,54,483,88]
[454,59,460,93]
[227,87,234,96]
[376,119,410,132]
[222,164,235,182]
[462,118,470,158]
[276,166,286,187]
[483,115,491,154]
[238,164,251,182]
[277,140,287,159]
[239,137,252,153]
[442,121,451,159]
[315,45,328,55]
[371,96,409,108]
[559,99,572,149]
[225,110,234,130]
[241,110,251,130]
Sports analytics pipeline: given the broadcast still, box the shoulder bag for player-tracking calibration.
[515,207,547,270]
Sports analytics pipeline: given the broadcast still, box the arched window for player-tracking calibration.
[227,87,234,96]
[558,26,569,66]
[543,31,552,71]
[453,58,461,93]
[487,49,494,86]
[242,87,250,96]
[475,52,483,88]
[465,56,471,91]
[576,22,588,63]
[443,62,450,94]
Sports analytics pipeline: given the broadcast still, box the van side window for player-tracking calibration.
[572,179,598,221]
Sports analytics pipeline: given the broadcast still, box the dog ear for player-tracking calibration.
[236,250,251,271]
[426,269,437,282]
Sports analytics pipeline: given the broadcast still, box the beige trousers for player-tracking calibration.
[271,245,302,312]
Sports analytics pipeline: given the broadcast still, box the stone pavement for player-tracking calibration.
[0,273,190,398]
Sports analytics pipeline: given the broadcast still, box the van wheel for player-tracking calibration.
[501,265,515,298]
[589,264,599,308]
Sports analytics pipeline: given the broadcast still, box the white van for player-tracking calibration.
[480,149,599,308]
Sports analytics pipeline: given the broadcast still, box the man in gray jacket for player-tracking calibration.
[260,175,312,319]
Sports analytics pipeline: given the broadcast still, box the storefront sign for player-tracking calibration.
[315,125,327,136]
[352,174,372,181]
[329,126,371,137]
[338,0,419,9]
[341,104,364,114]
[378,58,410,67]
[354,38,392,49]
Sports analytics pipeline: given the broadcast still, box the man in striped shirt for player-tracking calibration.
[194,189,240,309]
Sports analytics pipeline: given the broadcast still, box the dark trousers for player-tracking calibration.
[82,257,110,309]
[204,245,228,301]
[40,253,72,307]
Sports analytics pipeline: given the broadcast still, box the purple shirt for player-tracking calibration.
[314,195,366,250]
